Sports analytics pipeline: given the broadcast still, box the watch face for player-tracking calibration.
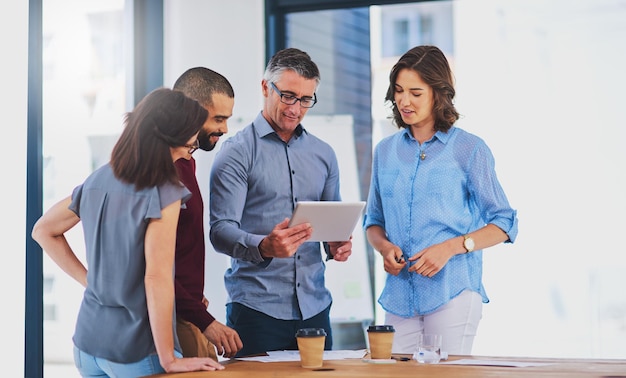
[464,237,475,251]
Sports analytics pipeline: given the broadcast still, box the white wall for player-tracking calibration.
[164,0,265,122]
[3,1,28,377]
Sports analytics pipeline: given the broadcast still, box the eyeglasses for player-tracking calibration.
[184,139,200,154]
[270,82,317,108]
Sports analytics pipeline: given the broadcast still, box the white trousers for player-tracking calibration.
[385,289,483,355]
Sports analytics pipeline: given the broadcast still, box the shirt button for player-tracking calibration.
[297,283,301,287]
[292,170,295,174]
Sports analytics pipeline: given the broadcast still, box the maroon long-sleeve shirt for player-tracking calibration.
[174,157,215,332]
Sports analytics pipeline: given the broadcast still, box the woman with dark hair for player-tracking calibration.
[31,88,225,376]
[364,46,518,356]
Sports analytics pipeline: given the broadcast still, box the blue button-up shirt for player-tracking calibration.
[209,112,341,320]
[363,127,518,316]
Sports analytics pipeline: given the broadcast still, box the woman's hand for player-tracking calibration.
[381,245,406,276]
[161,356,225,373]
[407,242,455,278]
[366,225,406,276]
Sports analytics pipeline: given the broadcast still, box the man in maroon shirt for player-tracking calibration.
[173,67,243,359]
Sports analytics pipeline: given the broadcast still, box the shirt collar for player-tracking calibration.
[253,111,307,139]
[401,126,455,145]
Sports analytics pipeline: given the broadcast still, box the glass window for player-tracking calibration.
[42,1,126,375]
[393,19,409,56]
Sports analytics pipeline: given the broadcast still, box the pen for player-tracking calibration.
[392,356,410,361]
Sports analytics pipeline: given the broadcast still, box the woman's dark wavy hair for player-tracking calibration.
[385,45,459,132]
[111,87,208,190]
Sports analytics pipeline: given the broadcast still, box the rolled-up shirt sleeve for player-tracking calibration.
[466,138,519,243]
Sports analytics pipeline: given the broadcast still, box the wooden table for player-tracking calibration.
[146,354,626,377]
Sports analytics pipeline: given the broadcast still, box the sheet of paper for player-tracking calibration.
[440,359,555,368]
[236,349,367,363]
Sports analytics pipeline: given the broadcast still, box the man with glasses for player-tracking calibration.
[209,48,353,357]
[172,67,243,360]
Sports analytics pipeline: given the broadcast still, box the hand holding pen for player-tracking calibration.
[382,245,406,276]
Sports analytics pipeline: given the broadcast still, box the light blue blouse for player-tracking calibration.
[363,127,518,316]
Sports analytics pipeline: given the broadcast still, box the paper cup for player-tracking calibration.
[367,325,395,359]
[296,328,327,368]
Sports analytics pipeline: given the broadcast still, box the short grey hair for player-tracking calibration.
[263,48,320,87]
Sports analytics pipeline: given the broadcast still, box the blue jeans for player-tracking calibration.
[227,302,333,357]
[73,346,181,377]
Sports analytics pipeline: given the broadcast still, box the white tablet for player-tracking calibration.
[288,201,366,242]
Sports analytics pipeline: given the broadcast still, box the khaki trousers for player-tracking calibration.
[176,318,218,361]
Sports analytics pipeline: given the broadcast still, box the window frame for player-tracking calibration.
[264,0,439,61]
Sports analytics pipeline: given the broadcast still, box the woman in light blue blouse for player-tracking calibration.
[364,45,518,355]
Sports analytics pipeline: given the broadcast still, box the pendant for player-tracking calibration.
[420,152,426,160]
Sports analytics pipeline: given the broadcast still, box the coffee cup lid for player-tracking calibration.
[296,328,327,337]
[367,325,395,332]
